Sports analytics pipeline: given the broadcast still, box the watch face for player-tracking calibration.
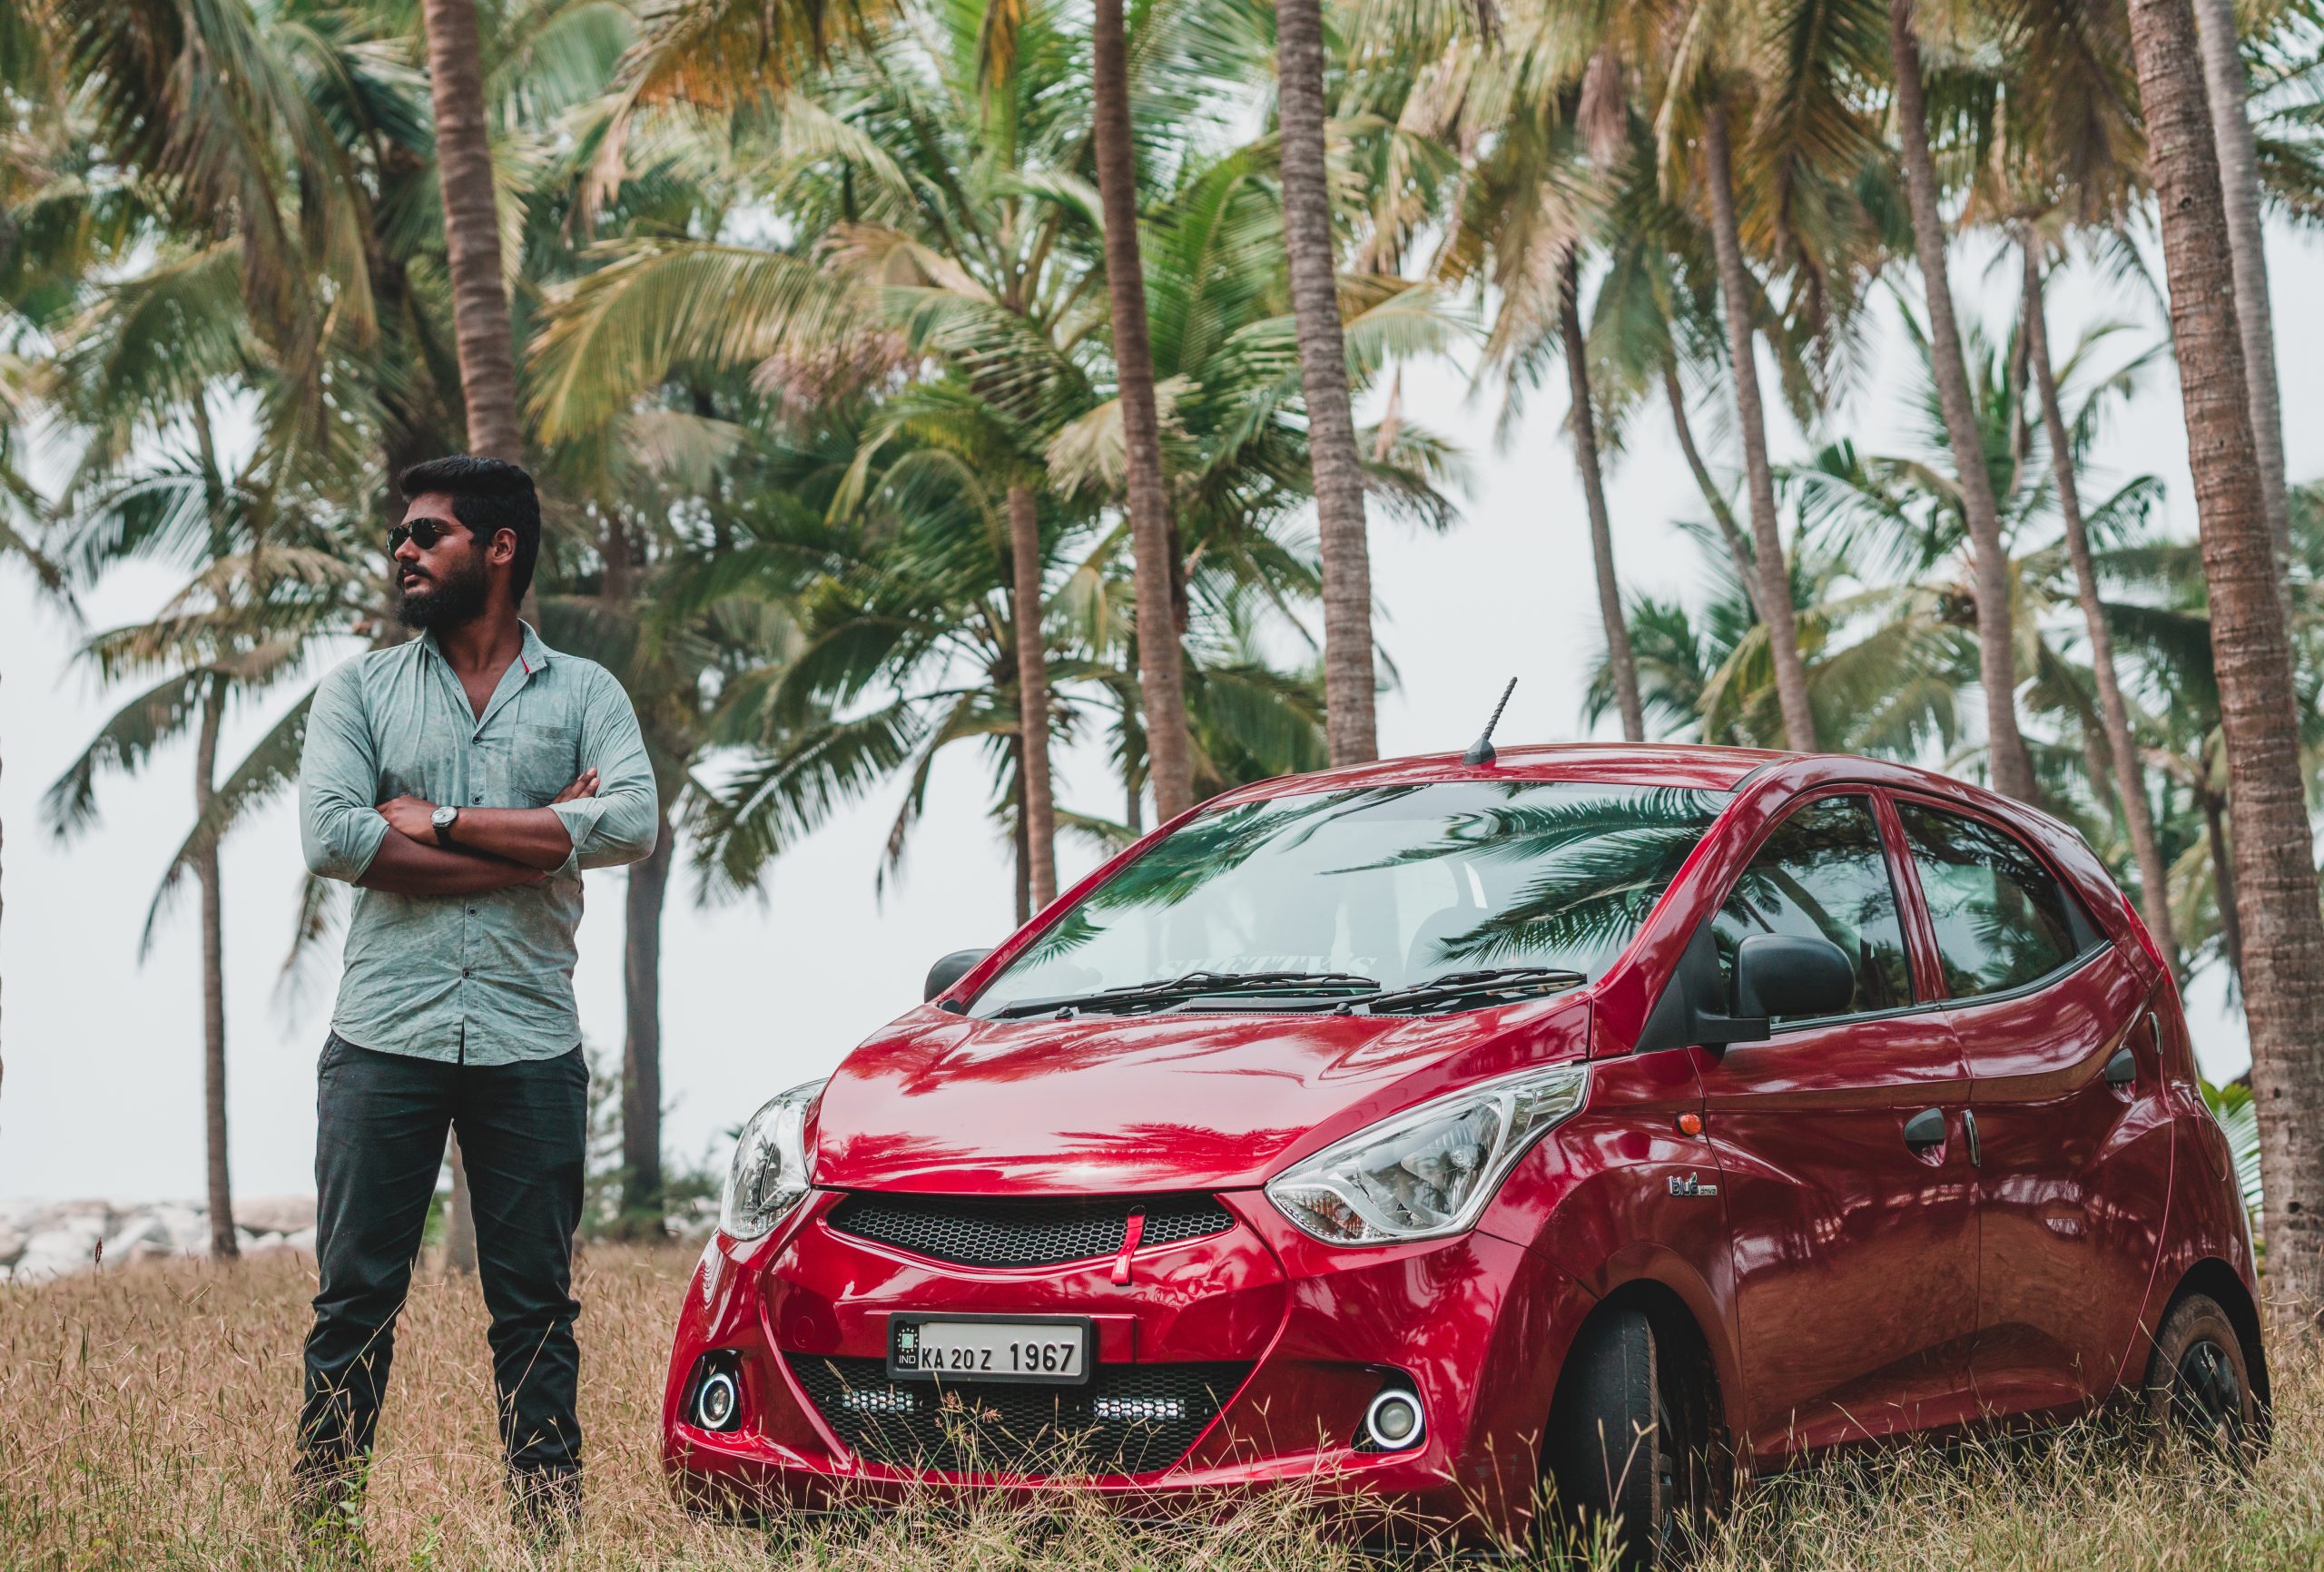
[432,806,458,829]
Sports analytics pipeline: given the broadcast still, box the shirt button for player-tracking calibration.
[461,968,471,978]
[467,907,478,916]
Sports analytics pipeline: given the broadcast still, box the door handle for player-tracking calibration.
[1904,1107,1946,1152]
[2105,1046,2137,1086]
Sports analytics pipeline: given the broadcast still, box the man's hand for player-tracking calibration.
[551,769,600,804]
[378,794,440,843]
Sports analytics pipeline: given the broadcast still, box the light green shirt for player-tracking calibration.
[299,623,660,1065]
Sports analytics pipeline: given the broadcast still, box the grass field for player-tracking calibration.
[2,1245,2319,1570]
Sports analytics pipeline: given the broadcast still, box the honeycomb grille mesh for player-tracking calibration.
[823,1193,1235,1267]
[786,1355,1249,1477]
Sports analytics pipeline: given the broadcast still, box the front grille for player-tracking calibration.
[824,1192,1236,1267]
[787,1354,1250,1477]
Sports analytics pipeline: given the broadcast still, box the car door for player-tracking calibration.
[1891,798,2173,1417]
[1697,791,1982,1460]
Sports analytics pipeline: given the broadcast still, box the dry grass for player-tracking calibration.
[2,1246,2319,1570]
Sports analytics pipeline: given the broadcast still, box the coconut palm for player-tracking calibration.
[1274,0,1379,765]
[2122,0,2324,1313]
[1886,0,2039,803]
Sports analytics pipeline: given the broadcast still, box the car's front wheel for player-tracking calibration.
[2142,1291,2260,1464]
[1545,1304,1718,1568]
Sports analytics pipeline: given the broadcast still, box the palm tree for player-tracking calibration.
[419,0,522,461]
[2121,0,2324,1311]
[2191,0,2291,584]
[1088,0,1196,819]
[2020,246,2177,962]
[1692,101,1816,751]
[1274,0,1379,764]
[1886,0,2038,803]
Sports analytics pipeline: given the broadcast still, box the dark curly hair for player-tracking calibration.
[398,455,541,604]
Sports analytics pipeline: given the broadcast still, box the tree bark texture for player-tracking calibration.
[2204,787,2245,985]
[1888,0,2039,805]
[2193,0,2292,587]
[420,0,522,465]
[1275,0,1378,765]
[2126,0,2324,1316]
[1008,484,1057,909]
[194,676,237,1259]
[623,811,672,1221]
[1700,108,1817,751]
[2024,250,2179,965]
[1561,248,1643,741]
[1090,0,1195,820]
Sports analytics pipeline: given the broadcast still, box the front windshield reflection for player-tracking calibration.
[970,781,1730,1017]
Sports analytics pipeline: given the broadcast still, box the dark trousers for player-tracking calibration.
[299,1034,588,1485]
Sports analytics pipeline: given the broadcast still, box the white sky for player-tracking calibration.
[3,228,2317,1202]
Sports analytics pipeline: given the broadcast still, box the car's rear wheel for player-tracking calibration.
[2142,1292,2260,1465]
[1546,1305,1717,1569]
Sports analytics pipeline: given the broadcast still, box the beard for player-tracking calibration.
[396,552,493,630]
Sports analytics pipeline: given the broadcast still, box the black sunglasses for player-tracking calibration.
[386,517,461,555]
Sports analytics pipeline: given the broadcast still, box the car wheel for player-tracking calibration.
[1546,1306,1713,1569]
[2142,1292,2260,1465]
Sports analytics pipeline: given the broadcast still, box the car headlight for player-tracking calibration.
[1265,1063,1589,1244]
[719,1079,824,1241]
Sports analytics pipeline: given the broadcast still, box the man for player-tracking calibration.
[295,455,658,1538]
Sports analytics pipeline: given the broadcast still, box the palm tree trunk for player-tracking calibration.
[1699,106,1816,751]
[419,0,521,464]
[1090,0,1195,821]
[2193,0,2292,587]
[622,811,672,1224]
[2024,249,2179,964]
[2125,0,2324,1318]
[1664,367,1765,620]
[1888,0,2037,805]
[1275,0,1378,766]
[1008,484,1057,909]
[1561,248,1642,742]
[193,675,237,1261]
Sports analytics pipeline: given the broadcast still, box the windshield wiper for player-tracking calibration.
[990,970,1382,1019]
[1346,967,1589,1017]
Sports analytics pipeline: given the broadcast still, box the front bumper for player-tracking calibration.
[659,1191,1595,1542]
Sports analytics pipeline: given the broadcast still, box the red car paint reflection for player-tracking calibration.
[660,744,2260,1543]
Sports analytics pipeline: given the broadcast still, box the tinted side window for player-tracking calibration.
[1713,796,1915,1020]
[1897,802,2093,998]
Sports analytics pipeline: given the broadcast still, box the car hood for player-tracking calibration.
[810,996,1592,1194]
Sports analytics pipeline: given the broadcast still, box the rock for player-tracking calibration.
[235,1195,317,1235]
[0,1224,26,1268]
[14,1221,104,1284]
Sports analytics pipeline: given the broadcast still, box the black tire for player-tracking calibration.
[1546,1306,1715,1569]
[2142,1292,2260,1466]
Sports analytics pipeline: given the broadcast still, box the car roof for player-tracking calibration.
[1203,743,1800,806]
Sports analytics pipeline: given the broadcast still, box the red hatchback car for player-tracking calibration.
[662,744,2264,1560]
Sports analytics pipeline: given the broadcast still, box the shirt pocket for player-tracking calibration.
[505,722,582,807]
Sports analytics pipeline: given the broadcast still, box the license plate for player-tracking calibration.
[887,1314,1092,1386]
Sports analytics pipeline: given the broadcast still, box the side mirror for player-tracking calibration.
[1734,933,1855,1020]
[925,947,994,1006]
[1637,924,1771,1054]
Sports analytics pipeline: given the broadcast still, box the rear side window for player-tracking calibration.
[1897,802,2098,998]
[1713,795,1915,1020]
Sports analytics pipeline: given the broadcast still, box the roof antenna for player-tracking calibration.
[1463,678,1518,767]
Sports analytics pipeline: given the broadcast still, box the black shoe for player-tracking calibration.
[509,1466,581,1551]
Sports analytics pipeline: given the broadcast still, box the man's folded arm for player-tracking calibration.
[546,669,662,877]
[357,831,549,896]
[299,667,390,884]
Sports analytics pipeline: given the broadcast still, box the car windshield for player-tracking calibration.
[970,781,1731,1017]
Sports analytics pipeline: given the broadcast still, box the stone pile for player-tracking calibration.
[0,1195,317,1284]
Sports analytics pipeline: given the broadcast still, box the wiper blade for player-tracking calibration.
[1348,967,1589,1016]
[990,970,1381,1019]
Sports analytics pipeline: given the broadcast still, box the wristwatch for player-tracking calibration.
[430,804,459,847]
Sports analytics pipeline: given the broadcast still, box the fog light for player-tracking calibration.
[1363,1389,1424,1450]
[695,1369,740,1431]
